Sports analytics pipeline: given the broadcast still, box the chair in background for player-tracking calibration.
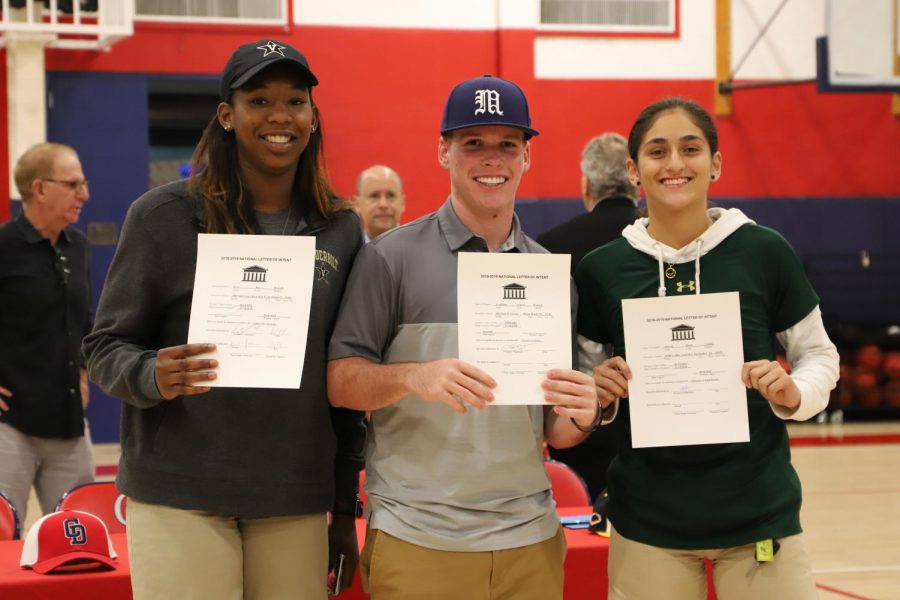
[55,481,127,534]
[0,491,20,540]
[544,459,591,508]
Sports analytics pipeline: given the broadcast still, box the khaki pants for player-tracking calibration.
[608,525,817,600]
[127,498,328,600]
[360,526,567,600]
[0,420,94,524]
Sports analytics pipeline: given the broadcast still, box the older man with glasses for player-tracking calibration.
[0,142,94,524]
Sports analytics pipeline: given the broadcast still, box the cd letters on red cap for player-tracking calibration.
[19,510,118,574]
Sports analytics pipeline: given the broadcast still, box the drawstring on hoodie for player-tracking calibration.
[653,239,704,297]
[653,242,666,297]
[622,208,756,298]
[694,239,702,294]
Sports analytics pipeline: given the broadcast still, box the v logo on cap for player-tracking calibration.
[256,41,286,58]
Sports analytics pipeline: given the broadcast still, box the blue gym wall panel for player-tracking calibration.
[517,196,900,328]
[47,71,150,444]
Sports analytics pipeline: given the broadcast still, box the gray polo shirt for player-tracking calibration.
[329,198,575,552]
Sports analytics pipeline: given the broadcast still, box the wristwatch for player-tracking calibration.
[332,493,363,518]
[571,399,603,433]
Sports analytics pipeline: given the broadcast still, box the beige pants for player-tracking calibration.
[127,498,328,600]
[361,526,567,600]
[0,420,94,524]
[608,525,817,600]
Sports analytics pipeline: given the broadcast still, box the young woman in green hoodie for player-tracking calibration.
[576,98,839,600]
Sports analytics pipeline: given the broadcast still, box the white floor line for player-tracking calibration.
[814,565,900,574]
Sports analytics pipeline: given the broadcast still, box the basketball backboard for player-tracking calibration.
[818,0,900,92]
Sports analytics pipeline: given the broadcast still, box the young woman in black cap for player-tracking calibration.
[576,97,839,599]
[84,40,364,599]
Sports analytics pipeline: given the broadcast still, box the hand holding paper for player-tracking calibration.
[543,368,598,428]
[591,356,632,405]
[404,358,496,413]
[155,343,218,400]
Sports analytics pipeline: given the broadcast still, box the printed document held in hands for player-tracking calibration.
[622,291,749,448]
[457,252,571,405]
[187,233,316,389]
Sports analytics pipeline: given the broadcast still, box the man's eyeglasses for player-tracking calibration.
[42,178,90,193]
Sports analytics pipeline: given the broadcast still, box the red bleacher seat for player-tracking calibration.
[0,491,20,540]
[545,459,591,507]
[55,482,127,534]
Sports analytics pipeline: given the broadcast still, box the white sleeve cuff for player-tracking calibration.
[772,306,840,422]
[601,397,619,425]
[577,334,606,374]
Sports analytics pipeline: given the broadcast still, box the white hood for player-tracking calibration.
[621,207,755,297]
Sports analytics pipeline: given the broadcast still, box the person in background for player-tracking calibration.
[83,40,364,599]
[537,132,640,501]
[537,132,639,272]
[354,164,406,242]
[577,97,839,599]
[0,142,94,525]
[328,75,613,600]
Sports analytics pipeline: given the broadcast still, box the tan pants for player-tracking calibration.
[127,498,328,600]
[360,526,567,600]
[608,525,817,600]
[0,420,94,524]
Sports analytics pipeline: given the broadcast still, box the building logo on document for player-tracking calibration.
[502,283,526,300]
[243,265,268,283]
[670,324,695,342]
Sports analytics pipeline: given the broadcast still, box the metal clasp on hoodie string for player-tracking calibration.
[654,239,703,297]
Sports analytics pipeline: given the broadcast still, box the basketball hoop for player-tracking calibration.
[0,0,133,51]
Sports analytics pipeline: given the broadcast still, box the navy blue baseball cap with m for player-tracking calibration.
[220,39,318,101]
[440,75,539,139]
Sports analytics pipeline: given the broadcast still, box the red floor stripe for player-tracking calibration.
[815,582,874,600]
[95,465,118,476]
[790,433,900,447]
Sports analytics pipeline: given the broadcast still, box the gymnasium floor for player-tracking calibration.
[23,421,900,600]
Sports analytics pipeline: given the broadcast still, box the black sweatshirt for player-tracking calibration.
[84,180,365,517]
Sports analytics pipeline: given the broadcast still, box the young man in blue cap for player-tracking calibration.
[328,75,615,600]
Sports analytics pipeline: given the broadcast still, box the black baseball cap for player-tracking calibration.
[219,39,318,101]
[440,74,539,139]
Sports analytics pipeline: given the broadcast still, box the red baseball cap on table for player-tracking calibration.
[19,510,117,574]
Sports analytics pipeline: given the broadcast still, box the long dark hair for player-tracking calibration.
[189,96,346,234]
[627,97,719,164]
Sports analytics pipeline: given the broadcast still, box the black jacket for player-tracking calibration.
[84,180,365,517]
[538,196,638,451]
[0,212,91,438]
[537,196,639,274]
